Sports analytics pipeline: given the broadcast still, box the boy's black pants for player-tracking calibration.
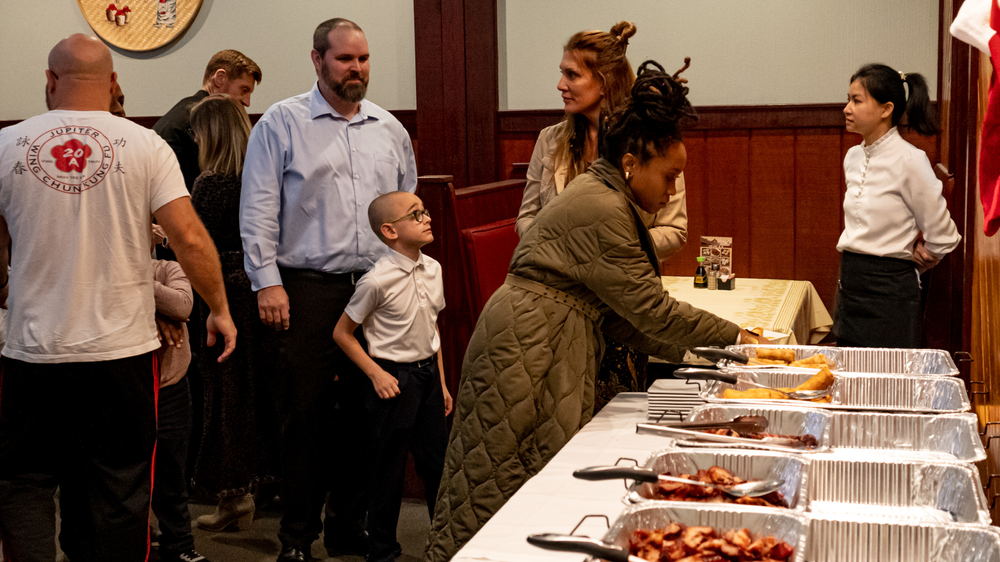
[367,356,448,562]
[0,353,158,562]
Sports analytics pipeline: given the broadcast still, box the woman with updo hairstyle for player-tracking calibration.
[517,21,690,410]
[424,61,754,561]
[186,94,282,532]
[834,63,960,348]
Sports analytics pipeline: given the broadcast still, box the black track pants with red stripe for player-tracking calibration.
[0,353,158,562]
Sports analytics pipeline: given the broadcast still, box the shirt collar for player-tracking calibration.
[385,248,425,273]
[863,126,899,158]
[309,82,375,123]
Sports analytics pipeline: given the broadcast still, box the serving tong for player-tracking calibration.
[677,367,831,401]
[573,465,785,498]
[635,423,817,452]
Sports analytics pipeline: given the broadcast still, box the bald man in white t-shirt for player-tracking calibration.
[0,34,236,562]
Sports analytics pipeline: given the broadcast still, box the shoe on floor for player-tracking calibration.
[364,542,403,562]
[276,546,309,562]
[196,494,255,532]
[160,549,210,562]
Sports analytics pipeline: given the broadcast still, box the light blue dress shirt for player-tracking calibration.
[240,82,417,291]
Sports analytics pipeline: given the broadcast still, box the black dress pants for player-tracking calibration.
[0,353,157,562]
[366,358,448,562]
[277,268,372,550]
[152,377,195,555]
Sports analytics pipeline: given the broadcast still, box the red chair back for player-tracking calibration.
[461,218,519,318]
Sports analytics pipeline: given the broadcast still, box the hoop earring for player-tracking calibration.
[624,170,632,182]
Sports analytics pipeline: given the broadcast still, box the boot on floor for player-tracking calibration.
[195,493,255,532]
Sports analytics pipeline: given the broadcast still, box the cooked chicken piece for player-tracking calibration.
[707,465,736,485]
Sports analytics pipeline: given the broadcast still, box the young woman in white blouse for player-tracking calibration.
[834,63,961,348]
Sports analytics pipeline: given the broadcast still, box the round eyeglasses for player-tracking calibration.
[388,209,431,224]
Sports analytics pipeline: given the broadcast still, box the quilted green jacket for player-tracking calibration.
[424,158,740,561]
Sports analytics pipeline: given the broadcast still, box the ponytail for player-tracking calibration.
[850,63,937,136]
[902,73,937,136]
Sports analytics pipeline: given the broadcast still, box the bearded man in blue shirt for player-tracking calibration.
[240,17,417,562]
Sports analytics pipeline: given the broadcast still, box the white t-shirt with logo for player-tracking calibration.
[0,110,189,363]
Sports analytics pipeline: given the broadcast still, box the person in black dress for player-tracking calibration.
[188,94,282,531]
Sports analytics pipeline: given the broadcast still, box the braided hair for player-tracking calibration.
[602,60,697,171]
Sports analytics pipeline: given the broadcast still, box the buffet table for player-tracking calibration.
[661,277,833,345]
[452,393,669,562]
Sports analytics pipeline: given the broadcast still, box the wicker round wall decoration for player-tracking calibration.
[77,0,203,52]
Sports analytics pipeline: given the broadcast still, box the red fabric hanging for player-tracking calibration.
[982,0,1000,235]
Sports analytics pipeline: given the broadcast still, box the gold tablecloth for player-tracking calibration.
[661,277,833,345]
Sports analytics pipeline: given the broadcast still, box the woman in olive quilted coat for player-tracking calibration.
[424,61,752,561]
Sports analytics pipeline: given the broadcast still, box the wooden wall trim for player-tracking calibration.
[498,103,943,134]
[1,109,418,138]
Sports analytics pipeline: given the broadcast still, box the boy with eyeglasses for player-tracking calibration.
[333,191,452,562]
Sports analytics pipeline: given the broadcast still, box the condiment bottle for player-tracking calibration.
[708,263,719,290]
[694,257,707,288]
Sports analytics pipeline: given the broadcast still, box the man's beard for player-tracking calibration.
[322,65,368,103]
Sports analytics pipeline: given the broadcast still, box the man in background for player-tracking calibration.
[154,49,262,191]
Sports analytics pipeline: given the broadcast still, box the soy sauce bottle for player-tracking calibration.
[694,256,708,288]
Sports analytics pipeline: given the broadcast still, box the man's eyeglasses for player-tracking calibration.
[388,209,431,224]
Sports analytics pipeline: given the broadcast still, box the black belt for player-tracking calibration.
[279,267,368,285]
[377,355,437,369]
[410,356,437,369]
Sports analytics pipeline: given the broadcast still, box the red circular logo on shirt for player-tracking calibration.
[26,126,114,194]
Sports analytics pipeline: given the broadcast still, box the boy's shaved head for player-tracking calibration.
[368,191,414,241]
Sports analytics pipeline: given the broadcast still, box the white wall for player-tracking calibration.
[0,0,416,120]
[501,0,939,109]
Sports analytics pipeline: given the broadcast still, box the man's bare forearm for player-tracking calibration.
[153,198,229,315]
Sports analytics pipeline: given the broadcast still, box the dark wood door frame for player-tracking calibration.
[413,0,499,188]
[936,0,979,373]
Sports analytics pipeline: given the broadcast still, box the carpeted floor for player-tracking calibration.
[49,498,431,562]
[175,499,432,562]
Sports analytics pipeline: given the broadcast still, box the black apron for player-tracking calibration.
[833,251,921,348]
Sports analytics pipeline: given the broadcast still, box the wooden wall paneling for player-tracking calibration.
[793,128,844,308]
[748,129,796,280]
[666,129,753,279]
[662,131,707,277]
[414,175,465,393]
[499,133,538,180]
[943,16,975,360]
[414,0,469,186]
[463,0,499,185]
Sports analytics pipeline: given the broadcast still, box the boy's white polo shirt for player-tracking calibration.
[344,249,445,363]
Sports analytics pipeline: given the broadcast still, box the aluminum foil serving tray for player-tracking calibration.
[826,410,987,463]
[624,448,809,511]
[807,453,990,525]
[807,514,1000,562]
[598,503,808,562]
[680,404,832,453]
[624,448,990,526]
[700,369,970,413]
[684,405,986,463]
[726,344,959,376]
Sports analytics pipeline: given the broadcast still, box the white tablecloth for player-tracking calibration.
[452,393,663,562]
[661,277,833,345]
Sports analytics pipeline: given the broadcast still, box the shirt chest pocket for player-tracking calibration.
[373,154,399,194]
